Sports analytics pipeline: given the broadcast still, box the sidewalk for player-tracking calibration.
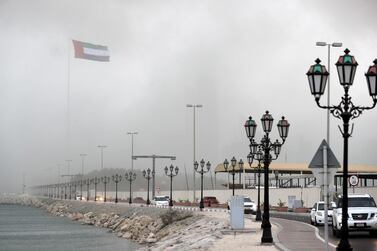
[272,217,336,251]
[203,210,335,251]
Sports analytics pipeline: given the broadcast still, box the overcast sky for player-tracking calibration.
[1,0,377,192]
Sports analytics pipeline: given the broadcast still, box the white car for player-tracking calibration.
[310,201,336,225]
[244,197,257,214]
[332,194,377,237]
[151,196,169,206]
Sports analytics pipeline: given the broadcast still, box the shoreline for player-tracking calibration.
[0,194,228,250]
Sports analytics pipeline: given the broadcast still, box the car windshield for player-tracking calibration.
[318,203,324,210]
[244,198,252,202]
[338,197,376,207]
[155,197,168,201]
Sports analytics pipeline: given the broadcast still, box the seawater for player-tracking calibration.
[0,204,140,251]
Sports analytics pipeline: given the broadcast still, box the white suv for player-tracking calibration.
[332,194,377,237]
[310,201,336,225]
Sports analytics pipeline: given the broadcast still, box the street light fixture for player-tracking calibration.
[307,49,377,251]
[125,171,136,204]
[194,159,211,210]
[223,157,243,196]
[112,174,122,203]
[84,178,90,201]
[142,168,153,205]
[97,146,107,170]
[245,111,290,243]
[165,164,179,207]
[91,177,100,202]
[101,176,110,202]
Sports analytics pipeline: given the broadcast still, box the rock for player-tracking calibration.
[122,232,132,239]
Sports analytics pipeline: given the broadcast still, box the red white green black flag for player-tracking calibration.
[72,40,110,62]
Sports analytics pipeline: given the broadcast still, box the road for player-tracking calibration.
[317,225,377,251]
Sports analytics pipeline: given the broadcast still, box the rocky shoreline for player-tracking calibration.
[0,195,228,250]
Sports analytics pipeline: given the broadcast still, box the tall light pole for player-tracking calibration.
[315,41,342,145]
[97,146,107,170]
[127,132,138,171]
[65,160,72,181]
[307,49,377,251]
[80,154,87,177]
[186,104,202,203]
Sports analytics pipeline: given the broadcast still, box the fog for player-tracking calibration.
[1,0,377,193]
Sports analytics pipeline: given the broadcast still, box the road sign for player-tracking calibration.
[349,175,359,186]
[309,139,340,187]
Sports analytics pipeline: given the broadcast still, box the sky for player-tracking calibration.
[1,0,377,193]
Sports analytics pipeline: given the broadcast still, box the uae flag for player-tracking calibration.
[72,40,110,62]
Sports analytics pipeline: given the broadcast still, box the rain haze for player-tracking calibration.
[1,0,377,193]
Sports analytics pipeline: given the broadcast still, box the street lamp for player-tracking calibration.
[164,164,179,207]
[142,168,153,205]
[316,41,343,145]
[223,157,243,196]
[84,178,90,201]
[186,104,203,203]
[78,179,83,200]
[101,176,110,202]
[91,177,100,202]
[307,49,377,251]
[68,181,72,200]
[125,171,136,204]
[112,174,122,203]
[194,159,211,210]
[64,182,67,199]
[245,111,290,243]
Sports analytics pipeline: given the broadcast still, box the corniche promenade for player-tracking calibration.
[0,194,278,251]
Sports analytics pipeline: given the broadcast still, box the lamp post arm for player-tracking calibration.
[349,99,377,119]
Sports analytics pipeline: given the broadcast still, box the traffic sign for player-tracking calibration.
[309,139,340,187]
[349,175,359,186]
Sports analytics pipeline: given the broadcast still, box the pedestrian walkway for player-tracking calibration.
[272,217,336,251]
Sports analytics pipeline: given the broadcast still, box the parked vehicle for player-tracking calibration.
[332,194,377,237]
[151,196,169,206]
[227,196,256,214]
[310,201,336,225]
[203,196,219,207]
[244,197,257,214]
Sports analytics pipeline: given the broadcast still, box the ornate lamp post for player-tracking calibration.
[68,181,72,200]
[245,111,290,243]
[223,157,242,196]
[64,182,68,199]
[142,168,153,205]
[78,179,83,200]
[194,159,211,210]
[164,164,179,207]
[84,178,90,201]
[307,49,377,251]
[112,174,122,203]
[101,176,110,202]
[73,181,77,199]
[91,177,100,202]
[125,171,136,204]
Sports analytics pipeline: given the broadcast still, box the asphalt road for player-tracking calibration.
[317,225,377,251]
